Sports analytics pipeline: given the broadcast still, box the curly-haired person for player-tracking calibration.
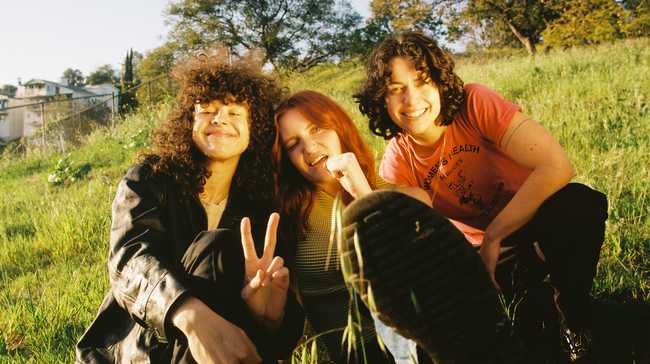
[349,31,609,363]
[75,49,304,364]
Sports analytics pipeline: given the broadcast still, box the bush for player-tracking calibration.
[47,154,91,186]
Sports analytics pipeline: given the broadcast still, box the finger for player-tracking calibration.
[325,155,345,177]
[261,267,272,288]
[251,269,264,289]
[265,256,285,275]
[241,269,264,300]
[249,269,264,290]
[240,217,258,261]
[271,267,290,288]
[262,213,280,261]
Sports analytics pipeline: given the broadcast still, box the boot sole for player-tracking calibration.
[340,190,498,363]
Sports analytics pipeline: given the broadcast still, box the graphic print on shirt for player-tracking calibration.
[422,143,505,221]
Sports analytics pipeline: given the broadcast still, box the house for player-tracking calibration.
[83,83,119,111]
[0,95,23,143]
[6,79,120,140]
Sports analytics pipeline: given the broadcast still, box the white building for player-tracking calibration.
[83,83,119,111]
[2,79,120,141]
[0,95,24,142]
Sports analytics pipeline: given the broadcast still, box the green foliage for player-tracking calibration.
[135,45,178,106]
[85,64,118,85]
[47,154,92,186]
[626,0,650,37]
[0,84,17,97]
[122,127,151,150]
[542,0,630,48]
[119,49,139,114]
[136,44,176,81]
[443,0,560,55]
[446,0,650,53]
[369,0,443,35]
[61,68,85,87]
[165,0,364,70]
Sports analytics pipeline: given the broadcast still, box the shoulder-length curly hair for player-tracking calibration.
[272,90,377,241]
[354,31,466,140]
[139,48,282,204]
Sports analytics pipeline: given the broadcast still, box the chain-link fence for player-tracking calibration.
[0,75,177,154]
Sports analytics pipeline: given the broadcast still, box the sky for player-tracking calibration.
[0,0,372,87]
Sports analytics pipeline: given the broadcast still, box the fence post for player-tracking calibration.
[111,92,115,129]
[148,81,152,105]
[40,102,45,148]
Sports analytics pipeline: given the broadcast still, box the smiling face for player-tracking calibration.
[192,97,250,163]
[278,108,343,191]
[384,56,443,145]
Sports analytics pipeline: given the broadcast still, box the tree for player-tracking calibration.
[119,49,139,114]
[443,0,561,56]
[165,0,364,70]
[623,0,650,37]
[0,84,17,97]
[542,0,629,48]
[135,44,178,105]
[136,44,175,81]
[86,64,118,85]
[61,68,85,87]
[370,0,443,34]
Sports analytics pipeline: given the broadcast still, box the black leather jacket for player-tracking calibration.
[75,164,304,363]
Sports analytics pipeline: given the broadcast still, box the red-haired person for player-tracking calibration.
[347,31,608,363]
[272,90,429,364]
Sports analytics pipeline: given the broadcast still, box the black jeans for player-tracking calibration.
[169,229,294,364]
[497,183,608,329]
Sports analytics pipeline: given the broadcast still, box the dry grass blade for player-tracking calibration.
[324,193,342,270]
[410,289,422,314]
[353,229,364,283]
[309,338,318,364]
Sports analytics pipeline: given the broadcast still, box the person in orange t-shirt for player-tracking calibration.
[353,31,608,363]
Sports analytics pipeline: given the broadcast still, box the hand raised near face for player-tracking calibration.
[325,152,373,199]
[240,213,290,327]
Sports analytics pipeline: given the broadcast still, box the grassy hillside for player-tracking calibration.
[1,38,649,362]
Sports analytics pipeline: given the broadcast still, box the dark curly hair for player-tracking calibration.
[354,31,466,139]
[139,47,283,204]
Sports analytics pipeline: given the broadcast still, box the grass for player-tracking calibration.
[1,38,649,362]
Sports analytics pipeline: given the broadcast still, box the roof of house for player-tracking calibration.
[22,79,95,96]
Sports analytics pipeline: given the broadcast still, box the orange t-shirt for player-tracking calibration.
[379,83,532,245]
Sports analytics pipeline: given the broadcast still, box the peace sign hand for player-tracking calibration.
[240,213,290,327]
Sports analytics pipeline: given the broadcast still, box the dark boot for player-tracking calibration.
[340,190,498,363]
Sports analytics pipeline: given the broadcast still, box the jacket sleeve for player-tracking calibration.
[107,165,190,343]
